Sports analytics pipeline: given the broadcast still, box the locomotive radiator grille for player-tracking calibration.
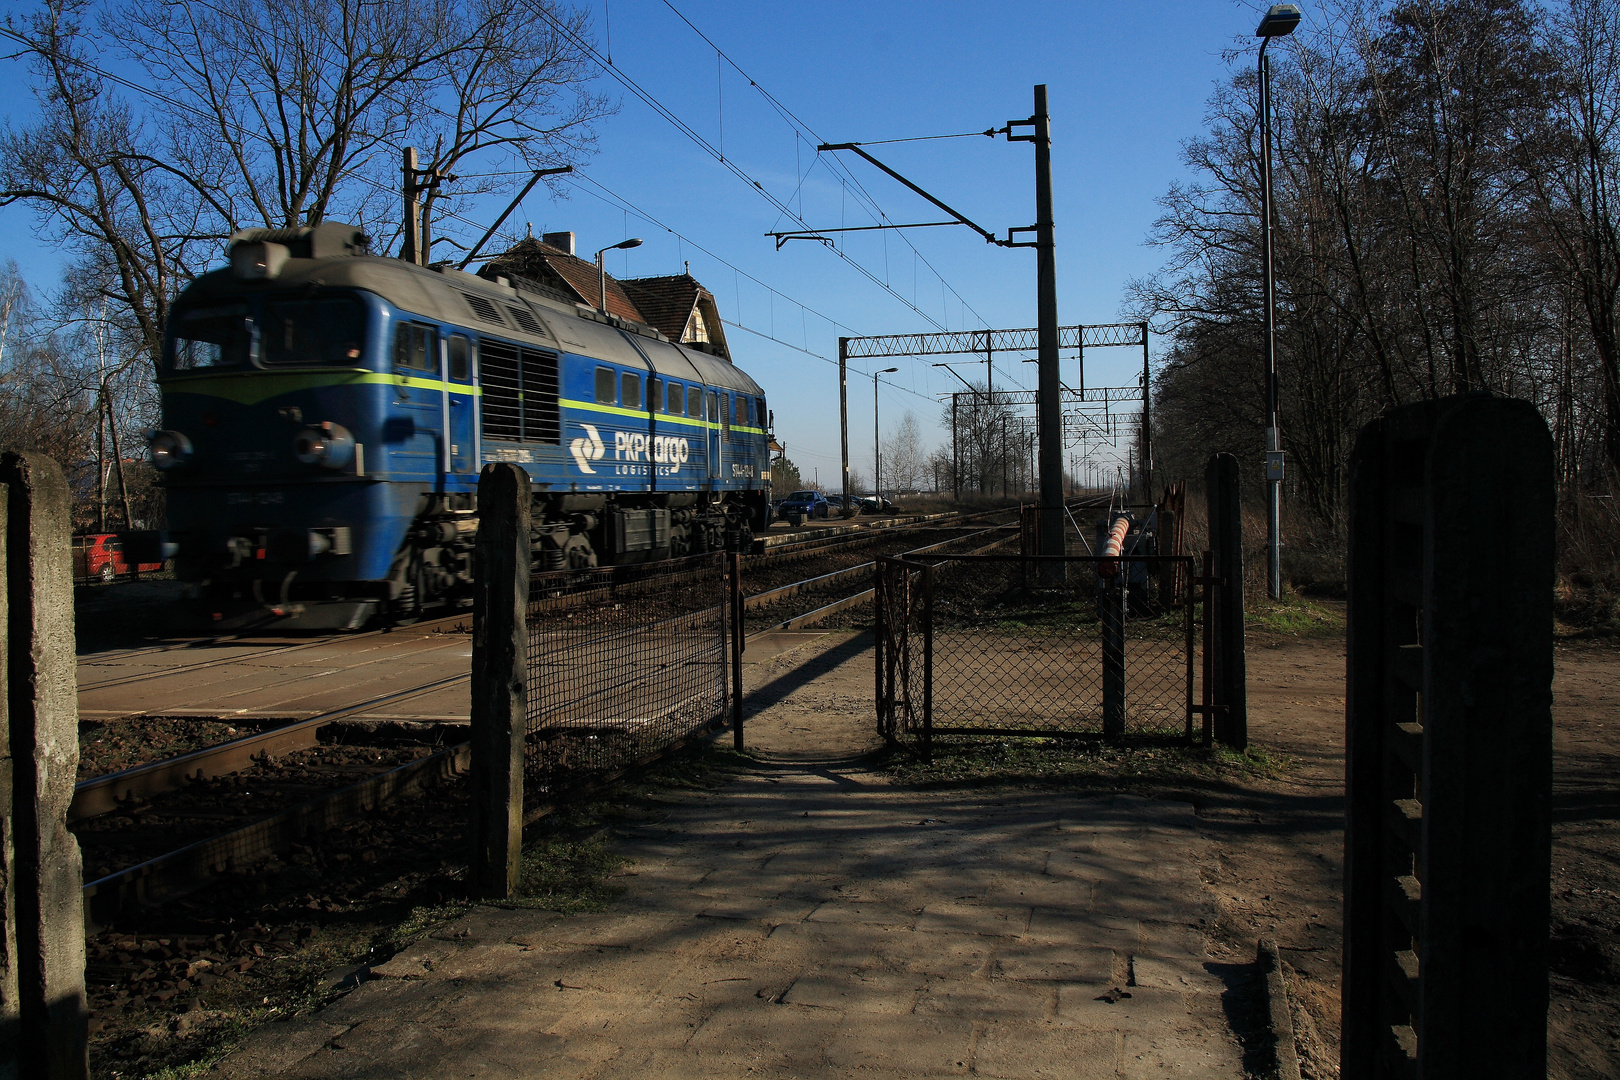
[480,339,560,444]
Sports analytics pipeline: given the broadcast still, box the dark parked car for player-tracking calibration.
[859,495,897,515]
[824,493,858,515]
[777,490,830,523]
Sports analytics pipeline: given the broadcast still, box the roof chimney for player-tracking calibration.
[542,231,575,256]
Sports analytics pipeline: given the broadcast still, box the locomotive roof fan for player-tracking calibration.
[229,222,369,281]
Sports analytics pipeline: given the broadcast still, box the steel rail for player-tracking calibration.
[743,525,1005,612]
[69,672,470,821]
[82,742,473,932]
[748,505,1017,564]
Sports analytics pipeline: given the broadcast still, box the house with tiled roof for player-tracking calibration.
[479,232,731,361]
[617,274,730,361]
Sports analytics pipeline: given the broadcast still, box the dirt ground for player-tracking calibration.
[1211,632,1620,1079]
[744,625,1620,1076]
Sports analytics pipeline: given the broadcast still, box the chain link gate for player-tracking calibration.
[876,553,1197,749]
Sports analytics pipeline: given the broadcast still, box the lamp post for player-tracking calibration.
[873,367,898,498]
[595,237,643,312]
[1256,4,1299,601]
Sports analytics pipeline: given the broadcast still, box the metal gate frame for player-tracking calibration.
[877,553,1199,749]
[875,556,932,756]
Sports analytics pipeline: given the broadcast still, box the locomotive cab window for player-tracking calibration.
[707,392,718,424]
[170,303,252,371]
[649,377,664,413]
[263,296,367,366]
[448,336,472,381]
[595,366,616,404]
[687,386,703,419]
[393,322,438,372]
[622,372,642,409]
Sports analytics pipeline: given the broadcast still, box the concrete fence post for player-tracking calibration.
[1205,453,1247,748]
[1341,395,1554,1079]
[0,451,88,1078]
[471,463,530,898]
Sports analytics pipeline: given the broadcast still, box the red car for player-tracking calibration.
[72,534,163,582]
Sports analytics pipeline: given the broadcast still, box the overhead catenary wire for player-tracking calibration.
[566,171,942,408]
[655,0,1008,341]
[512,0,984,345]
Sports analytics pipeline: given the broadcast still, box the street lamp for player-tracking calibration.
[595,237,643,312]
[873,367,899,499]
[1256,3,1299,601]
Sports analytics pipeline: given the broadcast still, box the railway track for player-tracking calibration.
[72,498,1105,928]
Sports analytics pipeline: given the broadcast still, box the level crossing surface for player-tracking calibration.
[203,630,1245,1079]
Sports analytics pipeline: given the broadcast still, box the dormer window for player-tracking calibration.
[688,305,710,344]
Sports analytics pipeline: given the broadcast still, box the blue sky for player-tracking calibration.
[0,0,1274,485]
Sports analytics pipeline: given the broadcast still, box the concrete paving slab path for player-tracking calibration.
[209,631,1245,1078]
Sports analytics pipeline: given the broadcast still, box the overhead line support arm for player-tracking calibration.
[817,142,1009,247]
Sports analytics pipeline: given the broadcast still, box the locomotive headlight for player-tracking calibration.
[293,422,356,469]
[148,429,193,470]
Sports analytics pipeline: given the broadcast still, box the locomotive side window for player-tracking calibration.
[649,377,663,413]
[707,392,717,423]
[667,382,684,416]
[171,304,252,371]
[757,397,767,426]
[622,372,641,409]
[687,387,703,418]
[448,336,471,381]
[393,322,437,372]
[595,366,616,404]
[263,297,367,366]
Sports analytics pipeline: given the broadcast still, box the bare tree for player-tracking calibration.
[1528,0,1620,476]
[2,0,609,372]
[880,411,926,491]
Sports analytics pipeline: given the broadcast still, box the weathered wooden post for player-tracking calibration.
[471,463,530,898]
[1205,453,1247,748]
[0,451,88,1078]
[1341,394,1554,1079]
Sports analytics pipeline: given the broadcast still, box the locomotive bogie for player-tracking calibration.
[151,226,772,629]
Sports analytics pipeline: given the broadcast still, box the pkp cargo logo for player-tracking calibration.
[569,424,606,473]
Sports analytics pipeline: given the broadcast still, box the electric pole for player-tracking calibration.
[839,338,851,510]
[402,147,422,265]
[1028,86,1064,558]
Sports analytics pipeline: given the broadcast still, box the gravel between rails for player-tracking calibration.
[71,742,446,882]
[77,716,297,781]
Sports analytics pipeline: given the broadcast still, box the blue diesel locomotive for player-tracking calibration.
[146,223,772,629]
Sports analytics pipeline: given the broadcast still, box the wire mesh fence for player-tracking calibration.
[522,552,728,813]
[878,554,1196,749]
